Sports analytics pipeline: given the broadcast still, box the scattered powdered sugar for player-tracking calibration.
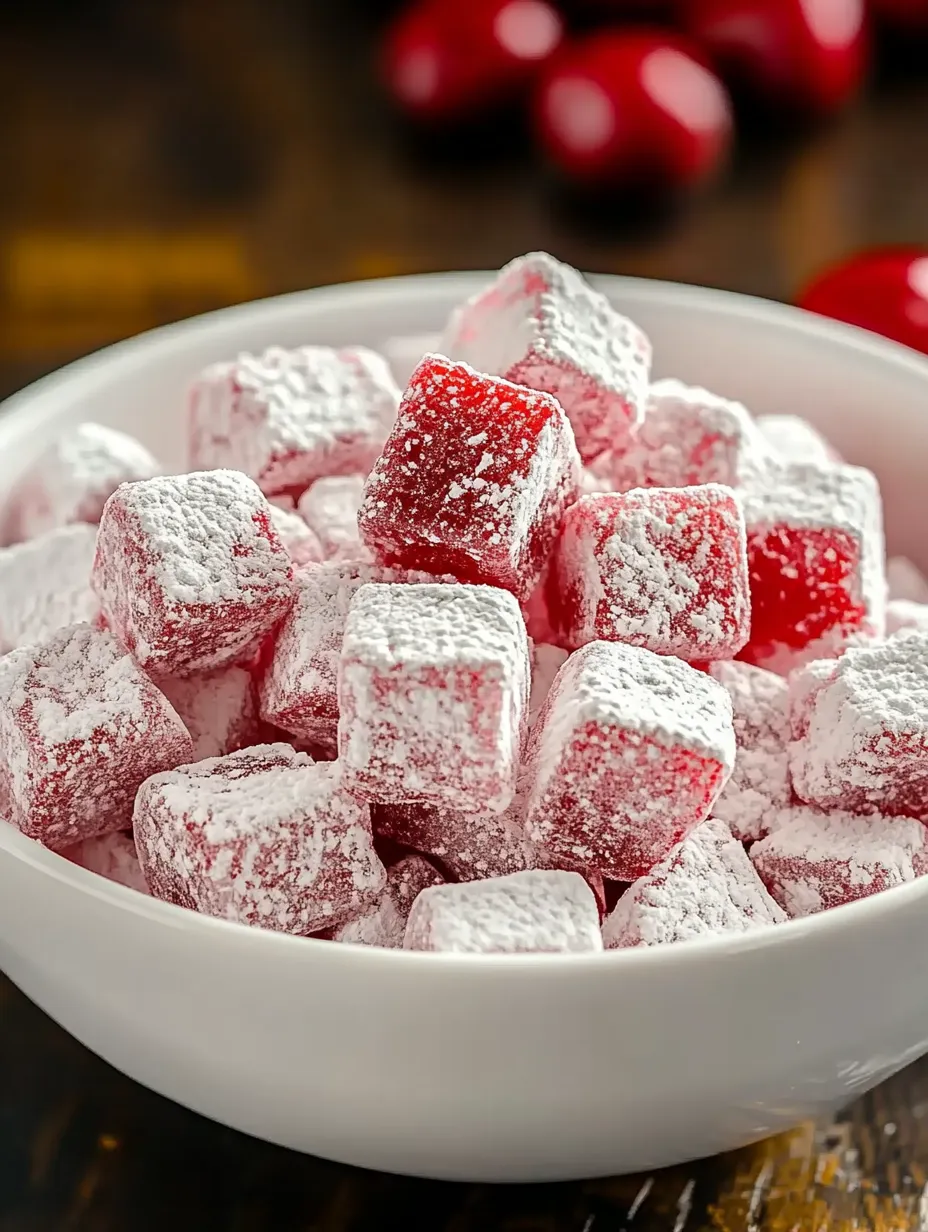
[65,830,150,895]
[298,475,369,562]
[755,414,837,465]
[331,854,444,947]
[0,524,99,652]
[156,666,257,761]
[887,556,928,603]
[268,502,323,566]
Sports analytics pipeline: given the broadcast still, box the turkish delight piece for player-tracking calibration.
[330,854,445,948]
[756,414,838,465]
[156,666,258,761]
[268,502,323,567]
[298,475,369,563]
[64,831,150,895]
[0,524,98,653]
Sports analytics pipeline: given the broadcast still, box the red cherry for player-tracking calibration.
[870,0,928,31]
[533,30,733,191]
[382,0,564,122]
[798,248,928,356]
[682,0,867,115]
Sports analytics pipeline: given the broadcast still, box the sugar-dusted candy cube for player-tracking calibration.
[788,634,928,819]
[380,332,441,386]
[740,461,885,672]
[525,641,735,881]
[298,475,369,563]
[707,661,790,841]
[440,252,650,463]
[188,345,400,496]
[602,818,786,948]
[756,414,837,465]
[268,502,322,567]
[157,666,258,761]
[358,354,581,601]
[135,745,386,934]
[64,831,150,895]
[331,854,444,948]
[339,582,529,811]
[750,805,928,916]
[549,486,750,660]
[92,470,295,677]
[887,599,928,635]
[0,524,99,653]
[404,869,603,953]
[0,624,193,849]
[2,422,161,543]
[887,556,928,603]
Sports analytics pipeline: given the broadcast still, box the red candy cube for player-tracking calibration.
[358,353,581,601]
[0,624,193,849]
[188,345,400,497]
[134,745,386,934]
[92,470,295,677]
[298,475,369,563]
[525,641,735,880]
[602,817,786,948]
[549,486,750,660]
[330,854,445,948]
[739,461,885,672]
[0,524,99,653]
[65,831,150,895]
[403,869,604,953]
[750,806,928,917]
[338,582,530,812]
[756,415,838,466]
[156,666,258,762]
[440,252,651,463]
[268,503,323,567]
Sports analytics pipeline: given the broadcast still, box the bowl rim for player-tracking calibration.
[3,269,928,971]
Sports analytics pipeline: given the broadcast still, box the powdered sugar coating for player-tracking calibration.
[338,583,530,811]
[2,422,161,543]
[602,817,786,948]
[887,556,928,603]
[358,353,581,602]
[65,830,150,895]
[886,599,928,634]
[525,641,735,880]
[188,345,400,496]
[0,623,193,849]
[92,470,295,676]
[331,854,444,947]
[157,666,258,761]
[298,475,369,563]
[268,502,323,567]
[756,415,837,465]
[134,745,386,934]
[0,524,99,653]
[441,252,651,463]
[707,661,790,841]
[549,486,751,660]
[403,869,603,954]
[750,805,928,916]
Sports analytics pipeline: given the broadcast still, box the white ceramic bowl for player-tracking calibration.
[2,274,928,1185]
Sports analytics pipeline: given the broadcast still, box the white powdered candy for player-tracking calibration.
[755,414,836,465]
[268,502,323,566]
[66,831,150,895]
[298,475,369,562]
[0,524,99,653]
[157,666,258,761]
[331,855,445,948]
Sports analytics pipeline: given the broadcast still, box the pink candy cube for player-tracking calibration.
[156,666,258,762]
[357,353,581,602]
[0,624,193,849]
[134,745,386,934]
[331,854,445,948]
[549,486,751,660]
[338,582,530,812]
[525,641,735,881]
[188,345,400,496]
[602,818,787,948]
[440,252,651,463]
[92,470,295,677]
[268,502,323,567]
[298,475,369,563]
[65,831,150,895]
[0,524,99,653]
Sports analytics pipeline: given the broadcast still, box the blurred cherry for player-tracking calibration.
[682,0,867,116]
[798,249,928,356]
[534,30,733,193]
[382,0,564,122]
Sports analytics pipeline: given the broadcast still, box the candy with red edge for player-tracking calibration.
[188,346,400,496]
[440,252,650,464]
[739,461,885,672]
[887,556,928,603]
[525,641,735,880]
[403,868,603,953]
[2,422,161,544]
[331,854,445,948]
[338,582,530,811]
[298,475,369,563]
[358,352,581,600]
[92,470,295,677]
[0,623,193,849]
[750,805,928,917]
[134,744,386,934]
[756,415,837,465]
[157,666,258,762]
[65,831,150,895]
[549,485,750,660]
[268,502,323,567]
[799,249,928,357]
[602,817,786,948]
[0,524,99,653]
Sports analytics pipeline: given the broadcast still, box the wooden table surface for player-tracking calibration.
[2,2,928,1227]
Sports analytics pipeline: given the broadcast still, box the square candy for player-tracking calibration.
[330,854,445,948]
[0,524,99,653]
[0,624,193,849]
[440,252,650,463]
[549,486,750,660]
[64,831,150,895]
[525,641,735,881]
[268,502,323,567]
[338,583,530,812]
[756,414,838,465]
[92,470,295,677]
[188,345,400,496]
[298,475,369,563]
[358,354,581,602]
[602,817,787,948]
[156,666,258,762]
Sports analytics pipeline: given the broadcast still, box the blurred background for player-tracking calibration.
[2,0,927,404]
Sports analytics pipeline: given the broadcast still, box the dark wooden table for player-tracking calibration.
[2,2,928,1226]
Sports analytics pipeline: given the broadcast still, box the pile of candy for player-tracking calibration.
[1,251,925,956]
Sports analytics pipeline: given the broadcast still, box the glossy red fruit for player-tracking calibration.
[798,249,928,356]
[534,30,733,190]
[683,0,867,115]
[382,0,564,122]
